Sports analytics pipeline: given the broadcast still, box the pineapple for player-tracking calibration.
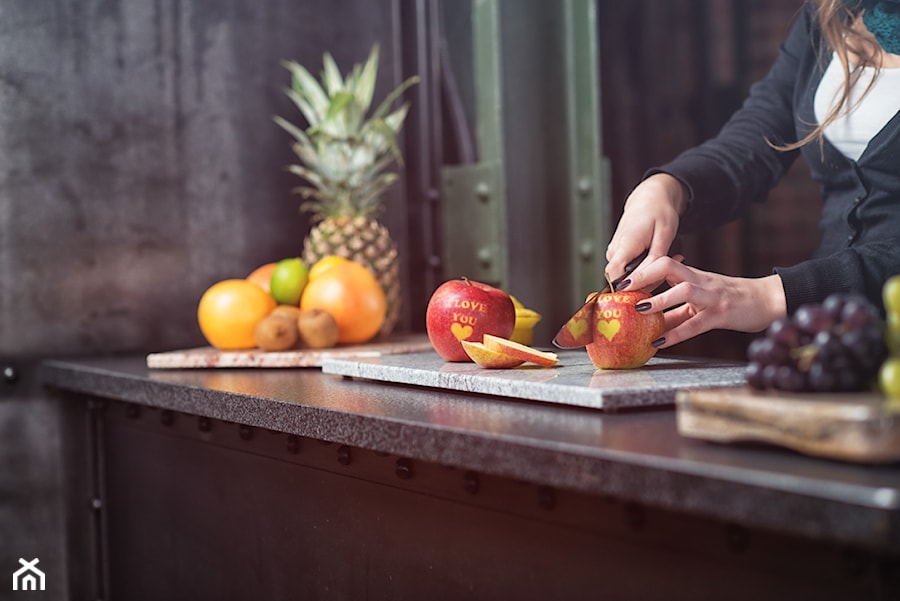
[274,44,417,337]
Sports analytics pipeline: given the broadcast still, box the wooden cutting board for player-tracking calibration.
[146,333,433,369]
[676,387,900,463]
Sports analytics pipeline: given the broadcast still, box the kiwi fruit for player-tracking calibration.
[254,314,299,351]
[297,308,340,349]
[271,305,303,322]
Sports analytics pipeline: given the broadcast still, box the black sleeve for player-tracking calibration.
[775,239,900,315]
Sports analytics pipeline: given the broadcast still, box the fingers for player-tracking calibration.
[618,255,691,297]
[657,304,713,348]
[605,236,647,284]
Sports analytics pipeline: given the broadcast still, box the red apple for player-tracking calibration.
[482,334,559,367]
[585,290,665,369]
[460,340,525,368]
[426,278,516,361]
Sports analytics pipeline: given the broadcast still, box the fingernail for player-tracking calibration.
[634,302,651,312]
[651,337,666,348]
[614,278,631,292]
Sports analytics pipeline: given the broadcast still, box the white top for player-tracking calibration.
[814,53,900,161]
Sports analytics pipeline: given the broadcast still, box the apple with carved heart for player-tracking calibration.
[554,290,665,369]
[426,278,516,361]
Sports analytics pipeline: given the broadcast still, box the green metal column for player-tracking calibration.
[438,0,608,343]
[564,0,609,303]
[441,0,508,288]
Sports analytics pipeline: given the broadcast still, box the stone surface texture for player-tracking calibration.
[322,351,748,410]
[42,355,900,554]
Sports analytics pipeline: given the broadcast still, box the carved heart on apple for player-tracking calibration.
[554,290,665,369]
[426,278,516,362]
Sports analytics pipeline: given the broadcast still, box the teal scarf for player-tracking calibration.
[848,0,900,54]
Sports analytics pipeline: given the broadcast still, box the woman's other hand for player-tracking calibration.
[605,173,689,283]
[620,255,788,348]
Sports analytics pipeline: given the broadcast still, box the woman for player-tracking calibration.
[607,0,900,349]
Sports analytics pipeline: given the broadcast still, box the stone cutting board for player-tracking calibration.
[321,350,748,411]
[676,387,900,463]
[146,334,433,369]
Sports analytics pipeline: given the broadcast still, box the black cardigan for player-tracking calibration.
[653,3,900,314]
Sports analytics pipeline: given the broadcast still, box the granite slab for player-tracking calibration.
[146,334,433,369]
[321,350,748,411]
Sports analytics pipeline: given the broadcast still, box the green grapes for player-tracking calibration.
[881,275,900,400]
[884,275,900,316]
[880,358,900,400]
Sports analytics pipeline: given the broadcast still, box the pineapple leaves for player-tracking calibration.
[273,115,309,145]
[371,75,420,122]
[354,44,380,114]
[322,53,344,96]
[275,44,420,217]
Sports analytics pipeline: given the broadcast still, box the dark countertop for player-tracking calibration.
[41,354,900,553]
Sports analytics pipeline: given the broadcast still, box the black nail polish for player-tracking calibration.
[634,302,651,312]
[651,337,666,348]
[614,278,631,292]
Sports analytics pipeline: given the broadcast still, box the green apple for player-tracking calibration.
[270,257,308,306]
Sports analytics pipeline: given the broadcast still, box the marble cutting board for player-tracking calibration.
[321,350,748,411]
[146,334,433,369]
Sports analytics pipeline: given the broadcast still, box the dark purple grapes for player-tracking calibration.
[745,293,885,393]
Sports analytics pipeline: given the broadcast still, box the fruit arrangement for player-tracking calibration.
[425,278,555,368]
[879,275,900,400]
[274,44,417,338]
[197,255,382,352]
[745,292,888,393]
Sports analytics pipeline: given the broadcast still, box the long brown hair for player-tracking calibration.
[776,0,883,151]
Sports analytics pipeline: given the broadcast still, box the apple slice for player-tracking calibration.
[482,334,559,367]
[460,340,525,369]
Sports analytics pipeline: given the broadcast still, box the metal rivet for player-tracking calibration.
[286,435,300,454]
[580,240,594,261]
[3,365,18,384]
[725,524,750,552]
[624,502,645,530]
[577,177,592,196]
[197,417,211,432]
[477,247,493,267]
[90,498,103,511]
[538,486,556,511]
[239,425,252,441]
[160,410,174,426]
[337,445,352,466]
[475,182,490,200]
[395,458,413,480]
[125,405,141,419]
[464,471,480,495]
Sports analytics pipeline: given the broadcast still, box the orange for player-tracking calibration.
[198,279,277,349]
[246,262,277,294]
[308,255,350,280]
[300,260,386,344]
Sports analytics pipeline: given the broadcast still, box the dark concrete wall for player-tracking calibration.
[1,1,403,596]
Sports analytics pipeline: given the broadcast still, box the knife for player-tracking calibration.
[552,249,649,349]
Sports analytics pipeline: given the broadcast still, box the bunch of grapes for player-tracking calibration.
[746,293,886,393]
[879,276,900,400]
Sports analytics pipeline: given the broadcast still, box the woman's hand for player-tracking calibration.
[620,255,788,348]
[605,173,689,283]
